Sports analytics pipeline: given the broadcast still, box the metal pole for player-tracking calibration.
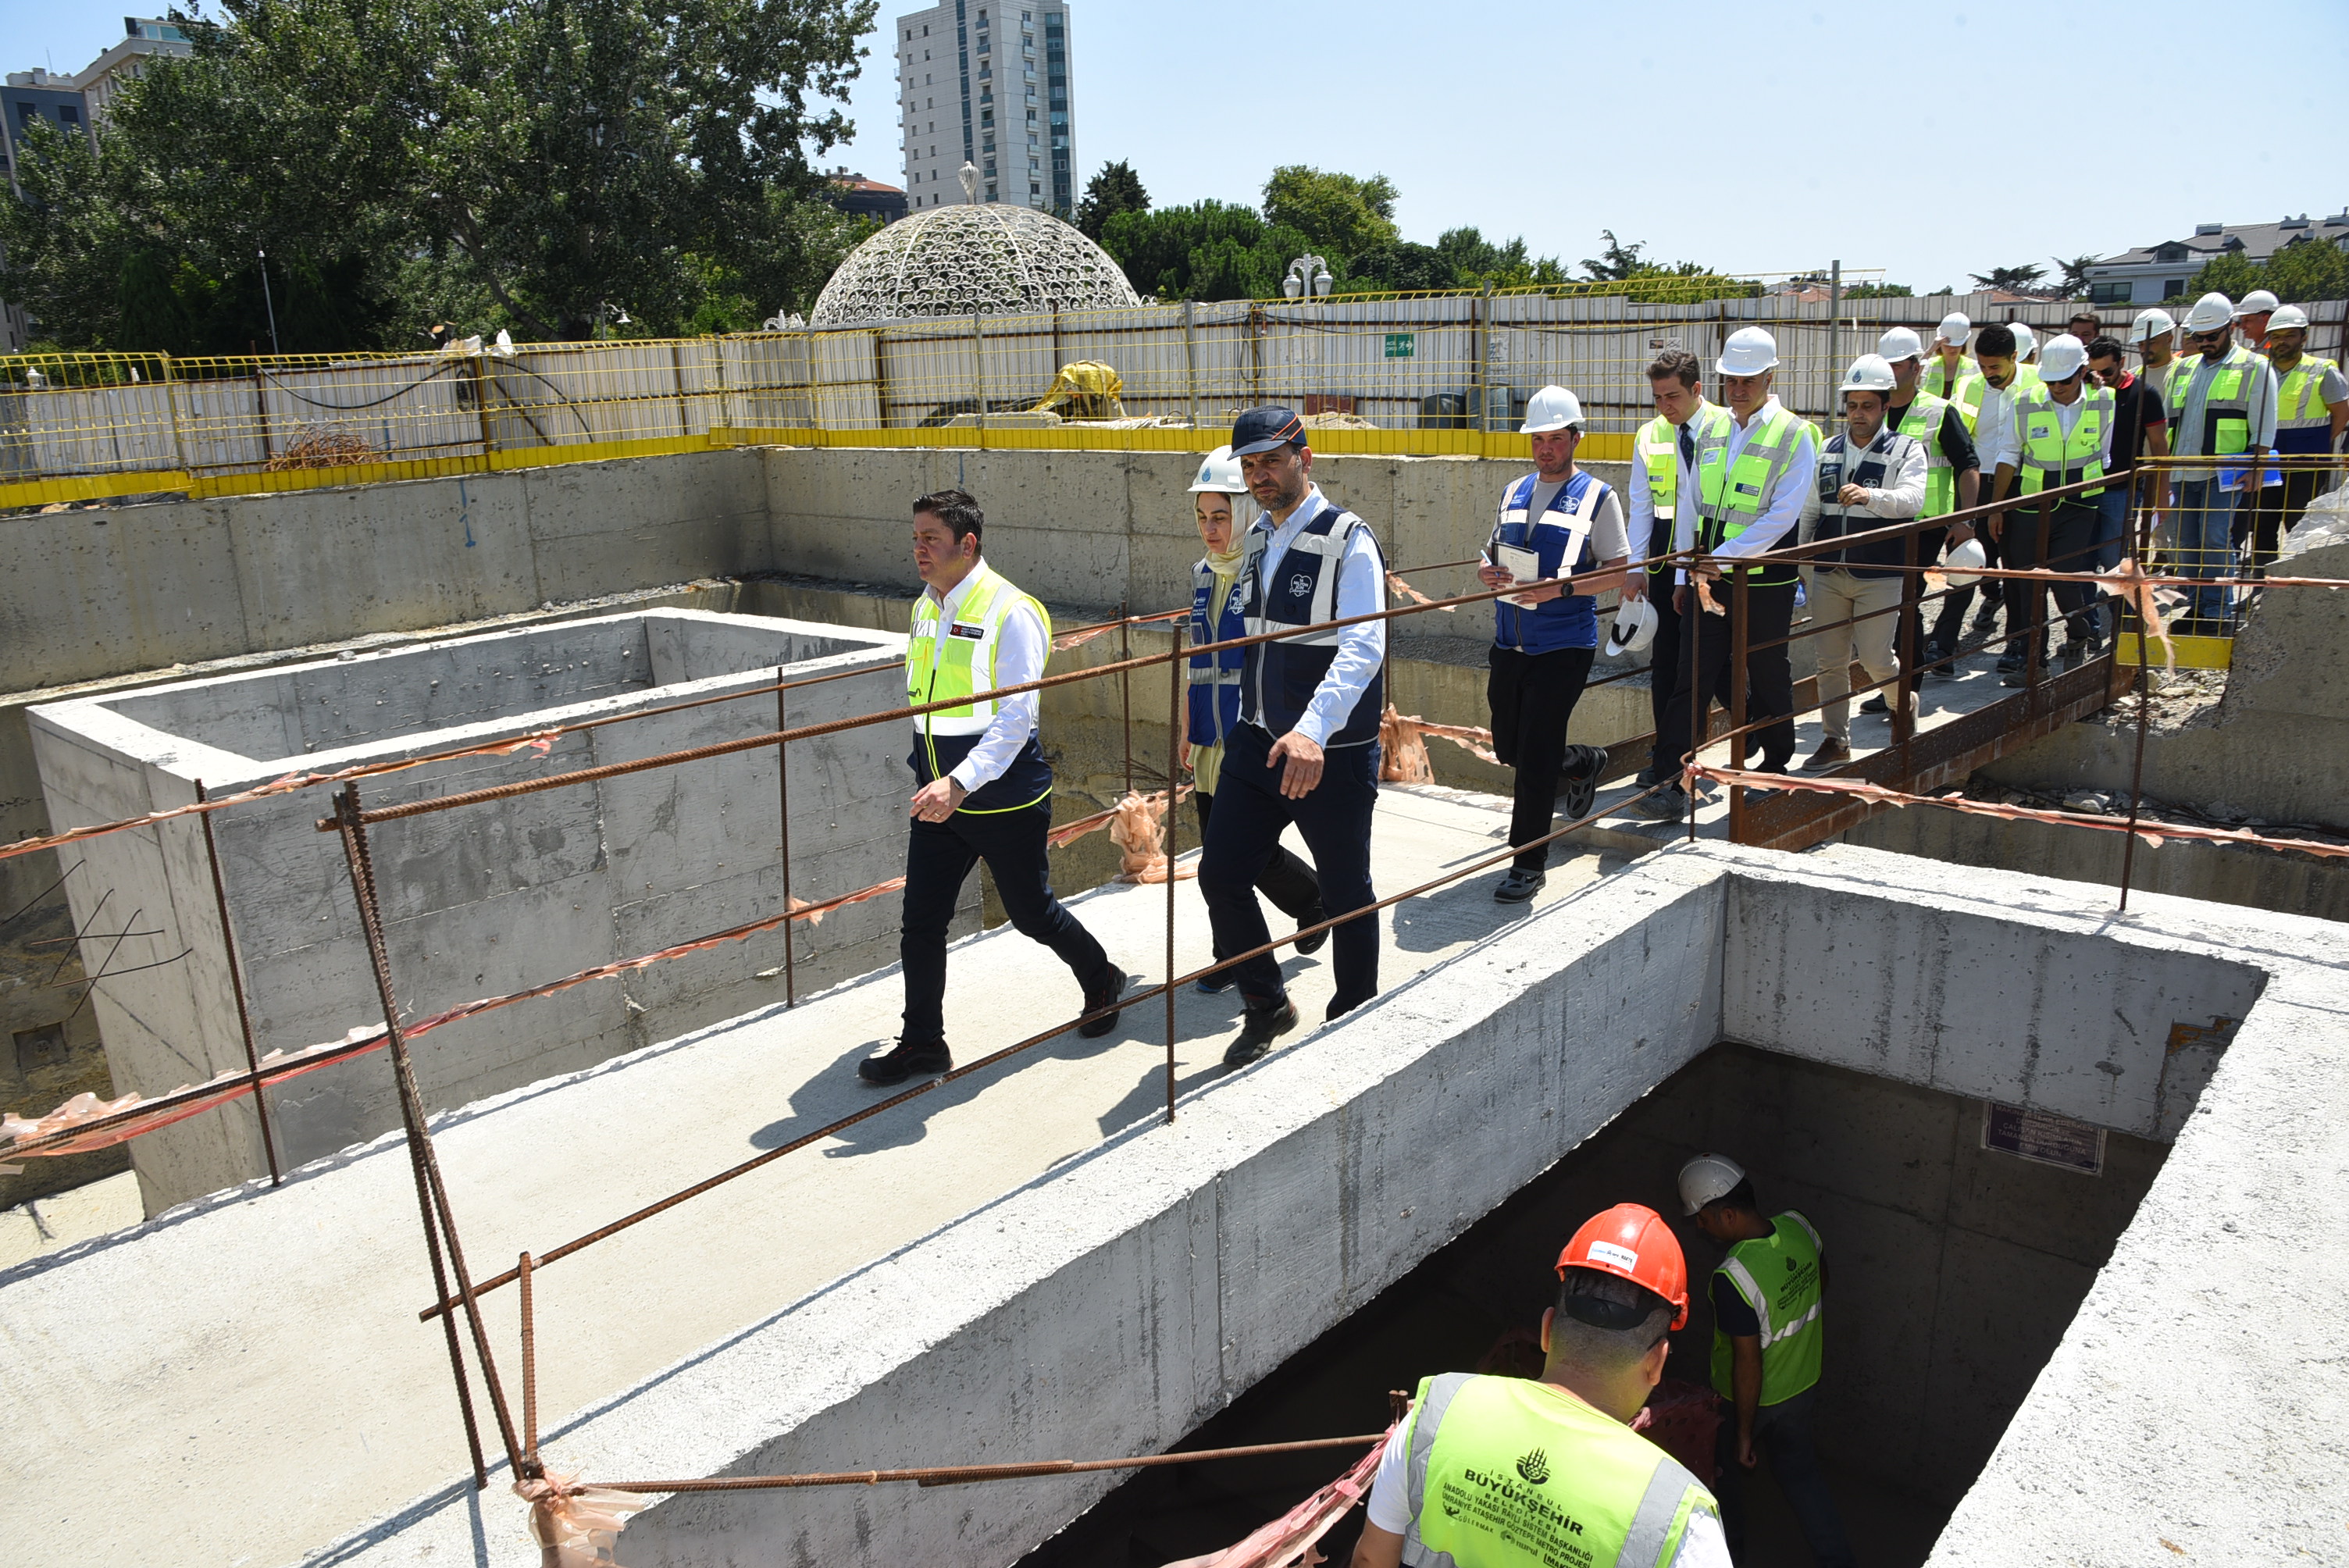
[519,1251,540,1476]
[332,785,524,1477]
[972,312,986,448]
[1165,624,1182,1126]
[2117,484,2156,911]
[776,668,795,1007]
[1827,260,1842,420]
[194,781,280,1186]
[1729,573,1749,843]
[257,248,280,355]
[1119,600,1134,799]
[2029,496,2051,711]
[1685,571,1702,845]
[1895,529,1919,754]
[1473,280,1492,455]
[1184,299,1200,433]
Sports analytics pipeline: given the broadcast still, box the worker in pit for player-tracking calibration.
[857,489,1131,1085]
[1198,407,1388,1067]
[1678,1154,1856,1568]
[1182,446,1325,994]
[1350,1204,1729,1568]
[1630,327,1816,822]
[1475,385,1629,903]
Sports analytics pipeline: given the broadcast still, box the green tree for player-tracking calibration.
[1075,160,1149,241]
[2185,240,2349,305]
[1841,282,1915,299]
[1969,263,2048,294]
[1435,227,1567,290]
[0,0,876,350]
[2051,255,2099,298]
[1261,166,1399,260]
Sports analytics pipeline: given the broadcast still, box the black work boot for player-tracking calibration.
[1077,967,1130,1039]
[1295,906,1330,956]
[1223,998,1299,1067]
[858,1038,951,1085]
[1559,744,1609,821]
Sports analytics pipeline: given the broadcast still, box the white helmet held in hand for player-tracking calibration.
[1189,444,1246,494]
[1936,311,1972,348]
[1604,594,1659,657]
[1521,384,1587,435]
[1717,326,1780,376]
[1942,537,1987,587]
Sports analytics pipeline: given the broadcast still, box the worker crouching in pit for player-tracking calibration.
[1182,445,1328,999]
[1351,1204,1728,1567]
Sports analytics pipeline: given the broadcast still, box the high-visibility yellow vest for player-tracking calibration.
[907,565,1053,813]
[1634,402,1732,578]
[2015,384,2115,498]
[2167,344,2262,458]
[1710,1211,1827,1408]
[2275,354,2341,431]
[1398,1372,1716,1568]
[1694,404,1808,585]
[1922,356,1983,419]
[1893,389,1957,516]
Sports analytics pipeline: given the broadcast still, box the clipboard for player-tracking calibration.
[1495,543,1548,607]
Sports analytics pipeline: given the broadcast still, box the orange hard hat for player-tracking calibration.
[1556,1203,1690,1331]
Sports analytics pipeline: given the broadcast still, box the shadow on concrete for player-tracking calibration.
[1388,873,1534,953]
[1092,1058,1234,1138]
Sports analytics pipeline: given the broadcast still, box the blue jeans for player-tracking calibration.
[1713,1385,1859,1568]
[2171,480,2237,624]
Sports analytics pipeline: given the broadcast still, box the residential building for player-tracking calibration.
[2,70,94,199]
[893,2,1074,215]
[827,169,909,226]
[76,17,196,123]
[2086,214,2349,307]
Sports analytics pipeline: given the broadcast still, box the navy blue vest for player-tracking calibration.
[1187,559,1248,747]
[1811,429,1919,579]
[1489,470,1607,654]
[1237,498,1386,749]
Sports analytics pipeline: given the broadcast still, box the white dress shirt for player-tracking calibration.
[919,558,1046,792]
[1708,396,1819,563]
[1975,376,2023,476]
[1802,427,1930,537]
[1249,485,1388,747]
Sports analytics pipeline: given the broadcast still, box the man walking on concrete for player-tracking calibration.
[2167,292,2279,630]
[1477,385,1628,902]
[1800,355,1927,771]
[1200,408,1388,1067]
[860,489,1129,1085]
[1625,347,1732,789]
[1680,1154,1857,1568]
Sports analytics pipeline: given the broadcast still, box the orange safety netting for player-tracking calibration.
[1379,704,1498,783]
[1046,786,1196,882]
[514,1470,648,1568]
[1385,570,1455,612]
[1164,1424,1395,1568]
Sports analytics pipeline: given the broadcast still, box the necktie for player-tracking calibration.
[1679,423,1695,472]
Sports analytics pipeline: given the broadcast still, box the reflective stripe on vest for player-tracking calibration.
[1695,404,1805,581]
[2015,385,2113,498]
[1637,404,1731,576]
[1922,358,1984,421]
[906,567,1054,811]
[1894,390,1956,517]
[2168,346,2258,457]
[1491,470,1606,654]
[1186,559,1246,748]
[1398,1372,1716,1568]
[2276,355,2340,430]
[1239,498,1385,747]
[1709,1210,1827,1407]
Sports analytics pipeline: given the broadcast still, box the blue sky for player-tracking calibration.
[11,0,2347,293]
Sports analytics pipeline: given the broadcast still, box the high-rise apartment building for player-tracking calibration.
[893,2,1074,216]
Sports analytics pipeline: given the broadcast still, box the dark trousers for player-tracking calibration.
[900,798,1112,1044]
[1193,787,1321,959]
[1199,722,1379,1017]
[1487,643,1596,871]
[2240,465,2324,572]
[2000,501,2099,652]
[1713,1387,1858,1568]
[1642,582,1684,781]
[1929,511,2005,652]
[1656,578,1798,776]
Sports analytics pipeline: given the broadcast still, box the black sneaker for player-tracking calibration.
[1629,784,1690,821]
[1920,640,1951,679]
[1859,693,1889,715]
[1560,744,1609,821]
[1223,999,1299,1067]
[1078,967,1129,1039]
[1493,868,1545,903]
[1193,969,1236,996]
[1995,650,2026,674]
[1295,907,1329,957]
[2058,638,2091,672]
[858,1037,950,1085]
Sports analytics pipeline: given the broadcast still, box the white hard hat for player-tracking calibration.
[2038,333,2089,382]
[2011,323,2037,360]
[1520,384,1587,435]
[2182,291,2235,333]
[1717,326,1779,376]
[2269,304,2310,333]
[2235,289,2279,318]
[2129,308,2176,345]
[1604,595,1658,657]
[1877,325,1924,362]
[1677,1153,1748,1216]
[1941,537,1987,588]
[1936,311,1972,347]
[1189,444,1246,494]
[1838,354,1897,395]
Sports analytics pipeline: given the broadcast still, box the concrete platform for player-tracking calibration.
[0,782,1607,1568]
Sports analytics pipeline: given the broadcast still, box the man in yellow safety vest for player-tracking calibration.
[1351,1204,1727,1568]
[857,488,1131,1085]
[2244,304,2347,572]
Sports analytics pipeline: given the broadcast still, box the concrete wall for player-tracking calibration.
[1981,537,2349,833]
[27,610,924,1211]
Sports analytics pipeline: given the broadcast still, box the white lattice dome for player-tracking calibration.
[809,200,1144,326]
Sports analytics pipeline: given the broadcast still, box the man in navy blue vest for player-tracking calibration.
[1200,408,1389,1067]
[1479,386,1631,902]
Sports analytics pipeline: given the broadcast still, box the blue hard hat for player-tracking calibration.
[1230,405,1306,457]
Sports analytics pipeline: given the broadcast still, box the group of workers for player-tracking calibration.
[1348,1156,1845,1568]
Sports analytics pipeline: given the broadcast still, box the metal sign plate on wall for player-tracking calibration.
[1384,333,1415,358]
[1981,1103,2105,1174]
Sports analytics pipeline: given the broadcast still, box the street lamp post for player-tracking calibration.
[1282,255,1333,300]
